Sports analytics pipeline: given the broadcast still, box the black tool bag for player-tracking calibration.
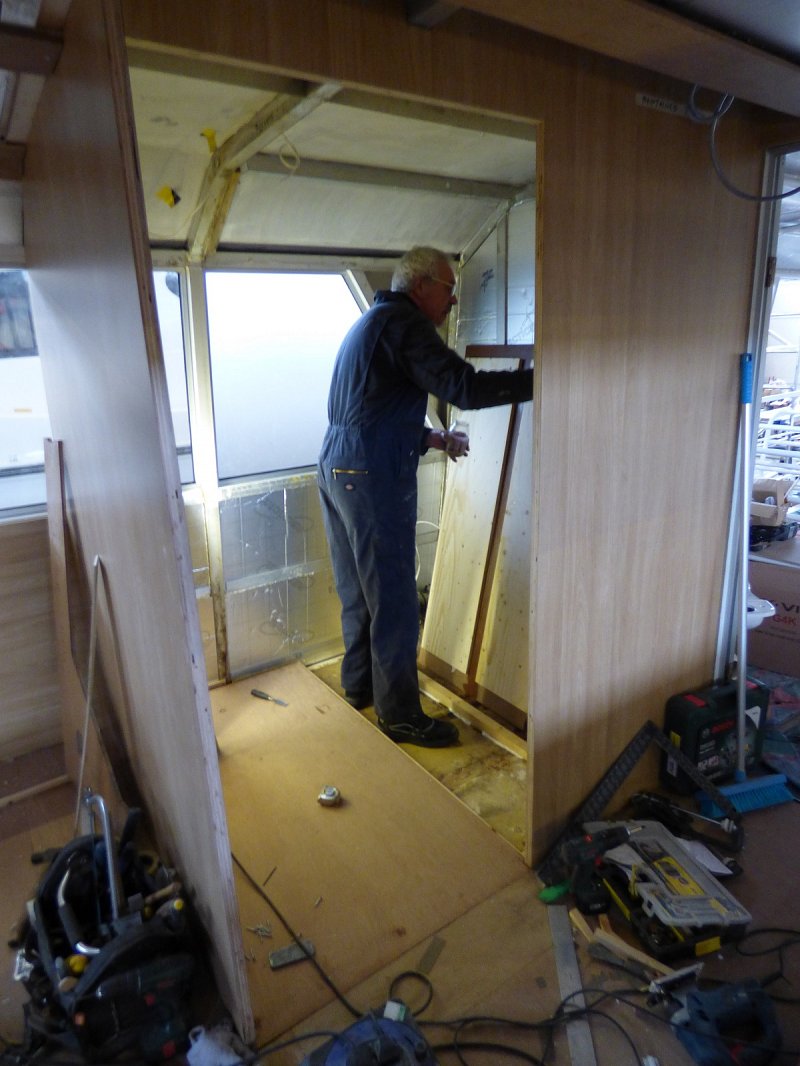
[15,820,196,1062]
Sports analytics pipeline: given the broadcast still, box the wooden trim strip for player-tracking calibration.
[419,671,527,760]
[0,775,70,811]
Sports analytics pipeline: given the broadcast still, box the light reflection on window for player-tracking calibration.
[206,272,361,480]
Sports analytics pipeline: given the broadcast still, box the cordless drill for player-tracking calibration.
[561,825,631,915]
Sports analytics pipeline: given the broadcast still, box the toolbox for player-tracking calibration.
[660,678,770,794]
[588,819,752,962]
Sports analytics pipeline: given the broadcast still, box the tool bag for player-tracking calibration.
[14,811,196,1062]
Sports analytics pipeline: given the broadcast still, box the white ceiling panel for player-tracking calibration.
[222,169,508,253]
[128,64,536,254]
[136,143,209,244]
[129,67,278,156]
[265,101,536,185]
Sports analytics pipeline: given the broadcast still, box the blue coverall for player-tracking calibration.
[317,290,533,727]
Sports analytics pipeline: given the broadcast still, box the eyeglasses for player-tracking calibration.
[426,275,457,296]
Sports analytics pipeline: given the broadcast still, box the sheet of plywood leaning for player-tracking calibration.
[420,349,532,721]
[476,398,533,713]
[23,0,251,1041]
[210,661,527,1046]
[420,354,516,686]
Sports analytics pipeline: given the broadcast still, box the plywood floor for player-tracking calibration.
[211,661,529,1045]
[311,657,528,852]
[2,687,799,1066]
[260,791,800,1066]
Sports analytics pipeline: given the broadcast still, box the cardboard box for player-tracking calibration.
[749,558,800,677]
[751,476,796,527]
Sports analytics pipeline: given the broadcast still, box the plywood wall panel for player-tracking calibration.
[121,0,766,866]
[0,517,60,759]
[477,401,533,712]
[24,0,251,1041]
[420,357,516,683]
[529,65,761,856]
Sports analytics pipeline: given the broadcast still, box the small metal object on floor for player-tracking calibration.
[268,938,315,969]
[318,785,341,806]
[548,904,598,1066]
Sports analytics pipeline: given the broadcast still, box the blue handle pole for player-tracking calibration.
[737,352,753,779]
[740,352,753,406]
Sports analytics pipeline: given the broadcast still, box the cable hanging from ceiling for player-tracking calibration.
[688,85,800,202]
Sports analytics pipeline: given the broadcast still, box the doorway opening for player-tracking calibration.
[129,54,538,851]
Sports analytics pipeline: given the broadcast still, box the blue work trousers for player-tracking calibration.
[317,461,423,725]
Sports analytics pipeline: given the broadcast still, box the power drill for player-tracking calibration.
[561,825,631,915]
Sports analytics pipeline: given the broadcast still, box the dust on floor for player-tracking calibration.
[311,658,527,852]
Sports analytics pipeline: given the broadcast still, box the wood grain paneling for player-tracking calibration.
[121,1,766,867]
[530,61,761,856]
[452,0,800,117]
[0,517,60,759]
[24,0,250,1041]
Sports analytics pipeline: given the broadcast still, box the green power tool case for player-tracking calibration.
[660,678,770,794]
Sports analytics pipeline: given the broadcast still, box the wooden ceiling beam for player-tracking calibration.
[246,153,525,202]
[334,87,537,141]
[186,80,341,261]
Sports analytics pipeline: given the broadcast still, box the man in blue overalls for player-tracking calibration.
[318,247,533,747]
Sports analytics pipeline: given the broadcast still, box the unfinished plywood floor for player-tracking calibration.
[311,657,527,853]
[210,661,528,1046]
[272,800,800,1066]
[2,698,798,1065]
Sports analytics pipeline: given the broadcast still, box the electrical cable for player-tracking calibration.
[549,991,644,1065]
[245,1028,354,1063]
[13,867,799,1066]
[734,926,800,1004]
[573,982,800,1062]
[278,136,301,174]
[388,970,434,1015]
[688,85,800,203]
[430,1040,544,1064]
[230,852,363,1020]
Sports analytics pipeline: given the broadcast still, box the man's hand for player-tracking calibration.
[444,429,470,461]
[426,427,470,461]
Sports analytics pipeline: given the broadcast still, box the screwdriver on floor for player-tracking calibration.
[251,688,288,706]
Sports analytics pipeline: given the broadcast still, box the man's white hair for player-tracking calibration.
[391,246,450,292]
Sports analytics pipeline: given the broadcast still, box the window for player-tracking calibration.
[754,277,800,490]
[153,270,194,483]
[205,272,361,480]
[0,269,51,514]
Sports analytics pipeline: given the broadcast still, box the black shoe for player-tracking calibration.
[378,714,459,748]
[344,690,373,710]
